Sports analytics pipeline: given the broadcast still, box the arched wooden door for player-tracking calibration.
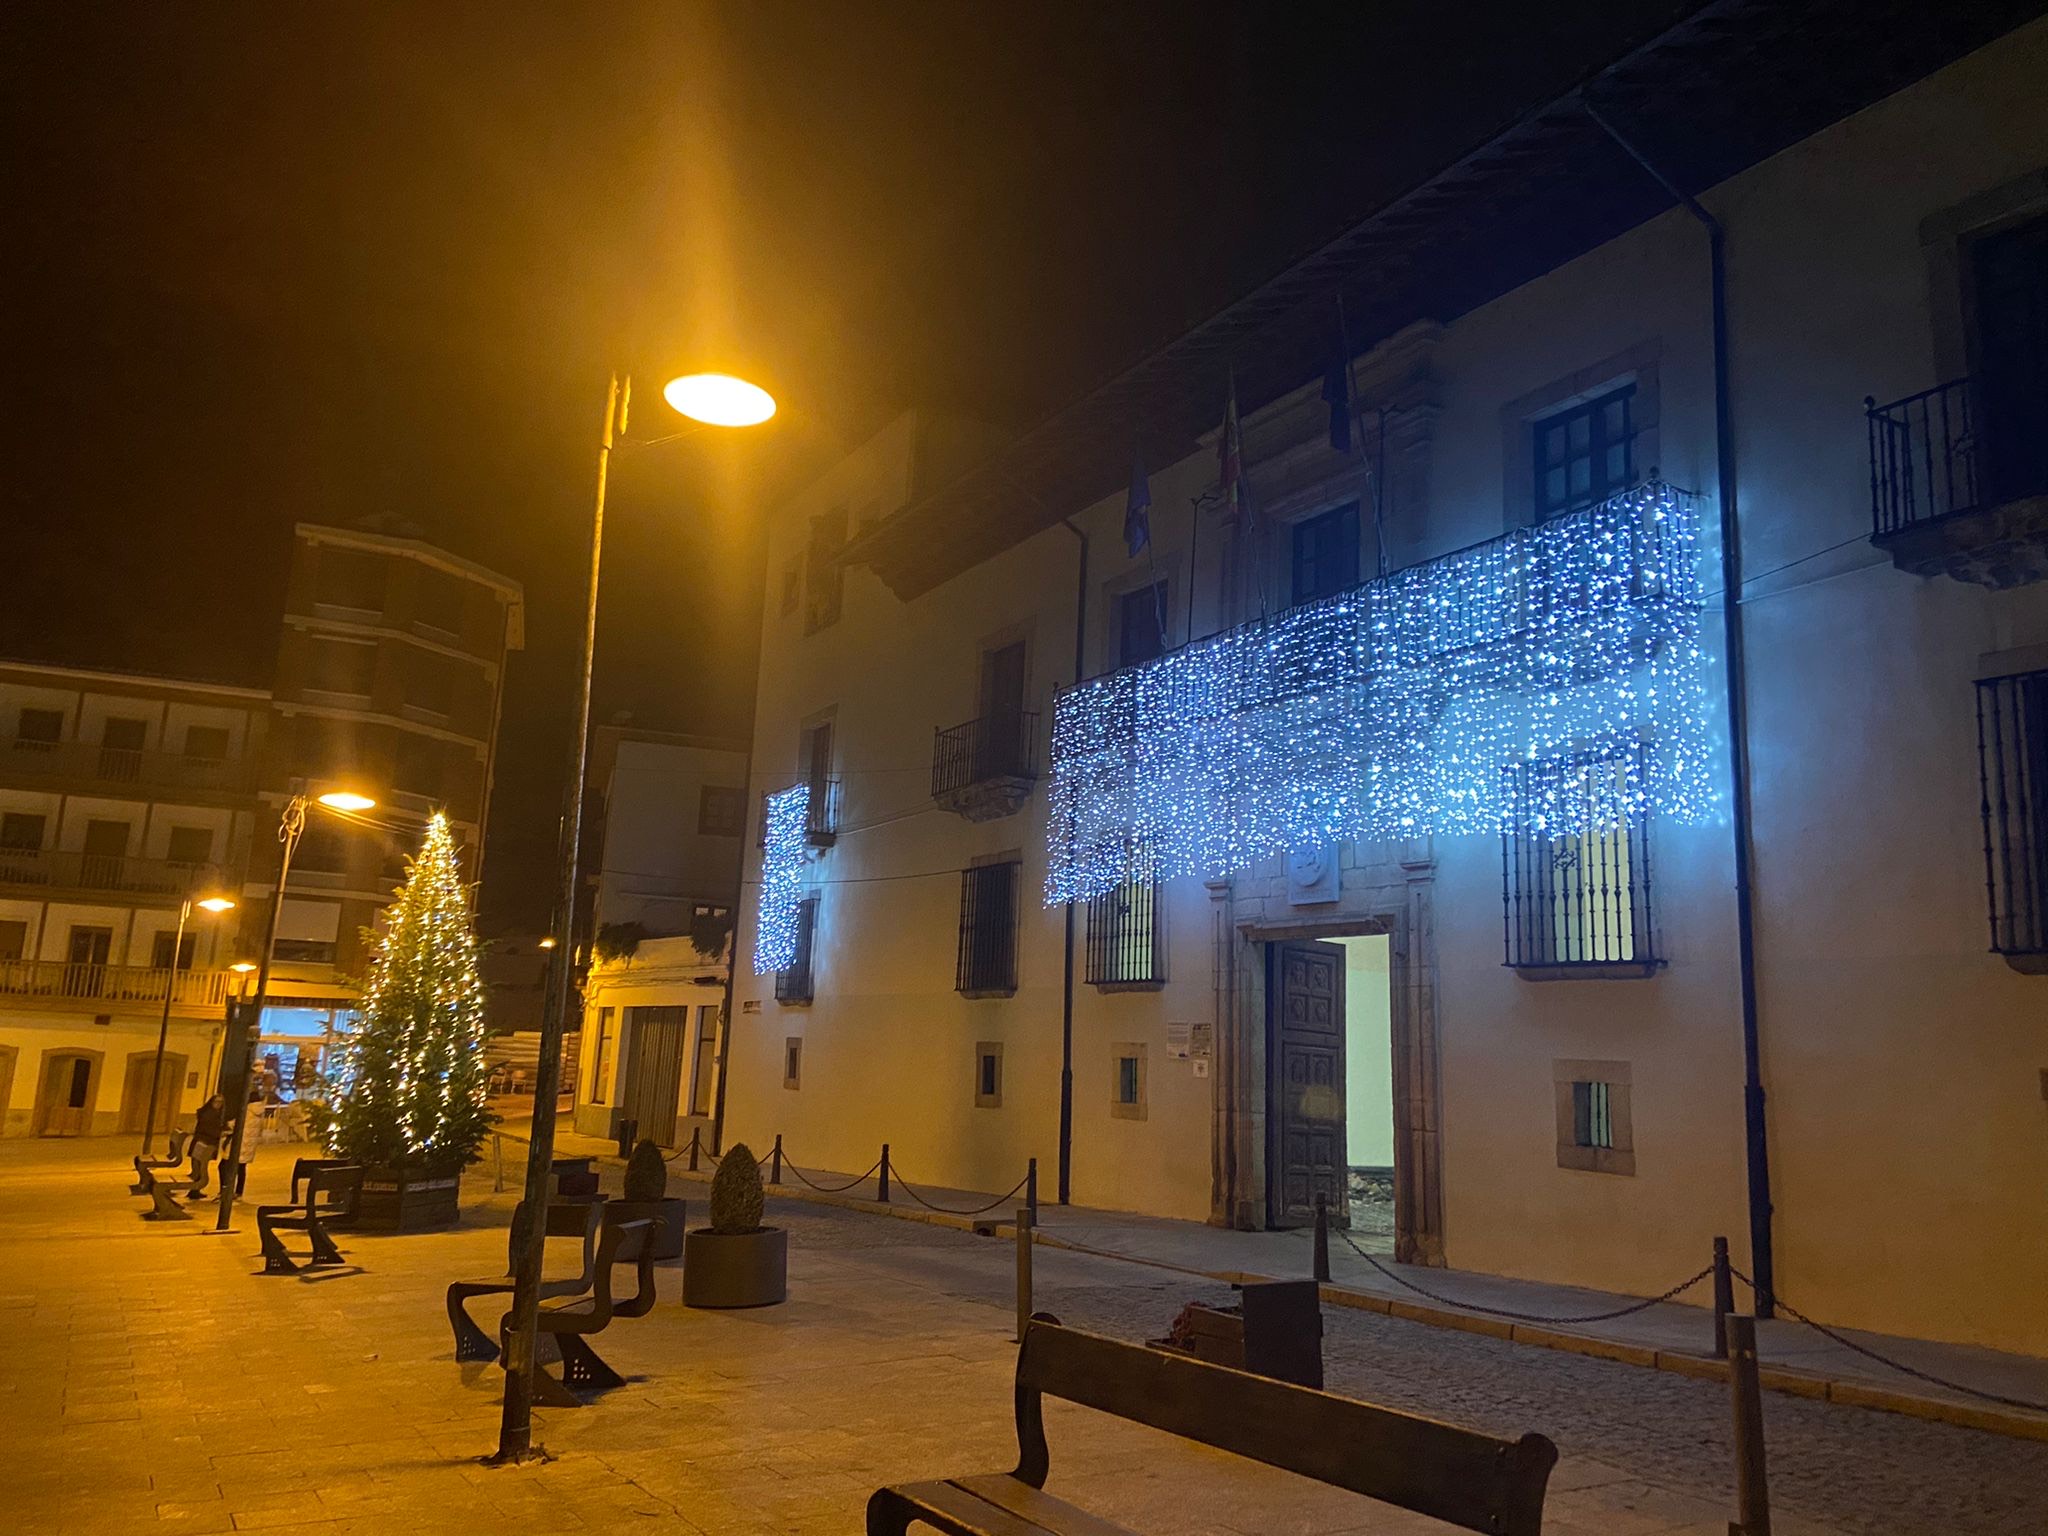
[119,1051,186,1134]
[34,1052,98,1136]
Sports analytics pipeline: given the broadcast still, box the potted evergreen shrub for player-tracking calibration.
[683,1143,787,1307]
[611,1137,686,1261]
[307,813,493,1231]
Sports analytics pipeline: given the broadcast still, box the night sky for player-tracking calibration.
[1,1,1687,932]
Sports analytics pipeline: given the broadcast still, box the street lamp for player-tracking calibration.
[137,890,236,1156]
[214,787,377,1232]
[496,368,775,1463]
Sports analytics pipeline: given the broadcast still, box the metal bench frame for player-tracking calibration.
[255,1163,364,1274]
[130,1129,190,1195]
[446,1198,608,1362]
[866,1314,1557,1536]
[497,1213,660,1407]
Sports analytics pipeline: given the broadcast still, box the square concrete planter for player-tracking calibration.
[682,1226,787,1307]
[355,1166,461,1232]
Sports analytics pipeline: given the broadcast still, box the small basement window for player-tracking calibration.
[974,1042,1002,1109]
[1110,1044,1147,1121]
[783,1037,802,1090]
[1554,1059,1634,1175]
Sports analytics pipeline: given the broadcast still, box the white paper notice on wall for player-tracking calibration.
[1193,1058,1209,1078]
[1166,1022,1191,1059]
[1190,1022,1213,1058]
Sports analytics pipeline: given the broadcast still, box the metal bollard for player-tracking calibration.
[1727,1315,1772,1536]
[1313,1193,1331,1284]
[1015,1207,1034,1343]
[770,1133,783,1185]
[1712,1235,1734,1359]
[1026,1157,1039,1225]
[687,1126,701,1173]
[493,1132,504,1194]
[877,1143,891,1203]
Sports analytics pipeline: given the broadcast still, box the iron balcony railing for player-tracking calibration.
[774,896,817,1004]
[756,777,843,850]
[1866,378,1983,536]
[0,848,228,897]
[1976,670,2047,958]
[0,736,247,793]
[1500,752,1658,970]
[0,960,234,1007]
[931,712,1039,799]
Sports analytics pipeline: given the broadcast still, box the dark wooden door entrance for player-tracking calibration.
[1266,940,1347,1228]
[619,1006,688,1147]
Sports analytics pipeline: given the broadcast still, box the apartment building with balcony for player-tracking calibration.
[572,726,748,1147]
[0,661,265,1136]
[722,3,2048,1360]
[0,520,524,1137]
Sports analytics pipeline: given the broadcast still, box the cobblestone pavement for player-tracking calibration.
[4,1136,2043,1535]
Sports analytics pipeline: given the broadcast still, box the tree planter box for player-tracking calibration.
[609,1197,686,1262]
[354,1167,462,1232]
[683,1226,787,1308]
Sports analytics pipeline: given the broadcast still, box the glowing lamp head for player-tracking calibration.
[316,790,376,812]
[196,896,237,914]
[537,936,558,950]
[662,373,776,428]
[230,961,258,974]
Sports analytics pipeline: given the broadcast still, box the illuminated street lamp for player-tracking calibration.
[215,787,377,1231]
[497,368,774,1463]
[137,889,237,1156]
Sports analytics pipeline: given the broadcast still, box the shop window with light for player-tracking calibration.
[1533,384,1638,522]
[1502,754,1656,974]
[1290,503,1360,605]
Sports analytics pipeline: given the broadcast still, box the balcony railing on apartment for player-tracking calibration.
[0,848,227,897]
[0,961,233,1008]
[1867,379,1983,536]
[931,712,1039,820]
[1084,879,1164,987]
[1,737,246,793]
[1976,670,2047,961]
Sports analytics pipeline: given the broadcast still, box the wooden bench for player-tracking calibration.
[446,1198,606,1362]
[498,1212,660,1407]
[255,1163,365,1274]
[865,1314,1557,1536]
[130,1129,189,1195]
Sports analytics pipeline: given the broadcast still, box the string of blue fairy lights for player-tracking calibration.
[751,783,812,974]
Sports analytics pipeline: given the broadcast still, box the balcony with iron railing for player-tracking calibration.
[1866,377,2048,587]
[931,712,1039,822]
[0,736,248,794]
[0,848,228,898]
[0,960,235,1010]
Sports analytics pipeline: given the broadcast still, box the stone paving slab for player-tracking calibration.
[7,1134,2046,1535]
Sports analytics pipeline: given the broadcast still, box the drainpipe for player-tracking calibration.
[1587,101,1774,1317]
[1057,518,1089,1205]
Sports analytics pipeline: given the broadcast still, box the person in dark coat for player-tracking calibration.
[185,1093,227,1199]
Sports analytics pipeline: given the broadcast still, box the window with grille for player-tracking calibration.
[776,897,817,1004]
[1533,384,1637,521]
[1085,878,1164,986]
[1502,754,1656,970]
[1291,503,1360,605]
[1572,1081,1613,1148]
[803,508,848,634]
[956,860,1020,995]
[1977,670,2048,957]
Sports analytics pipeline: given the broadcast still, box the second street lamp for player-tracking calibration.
[214,787,378,1232]
[496,367,775,1463]
[137,890,237,1157]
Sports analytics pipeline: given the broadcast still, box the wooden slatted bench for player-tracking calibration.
[130,1129,189,1195]
[446,1198,606,1362]
[866,1314,1557,1536]
[255,1163,365,1274]
[498,1213,660,1407]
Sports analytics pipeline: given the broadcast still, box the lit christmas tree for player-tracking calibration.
[313,811,493,1170]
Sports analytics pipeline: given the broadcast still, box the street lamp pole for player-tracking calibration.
[215,794,309,1232]
[497,373,620,1462]
[139,894,196,1159]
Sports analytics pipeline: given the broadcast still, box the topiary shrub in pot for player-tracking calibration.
[683,1142,786,1308]
[610,1137,685,1262]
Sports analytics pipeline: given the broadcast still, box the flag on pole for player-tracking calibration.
[1124,445,1152,558]
[1321,332,1352,454]
[1219,373,1251,527]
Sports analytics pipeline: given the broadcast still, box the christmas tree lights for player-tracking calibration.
[753,783,812,975]
[313,811,493,1168]
[1046,482,1714,904]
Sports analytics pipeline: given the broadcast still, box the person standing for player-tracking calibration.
[185,1092,227,1200]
